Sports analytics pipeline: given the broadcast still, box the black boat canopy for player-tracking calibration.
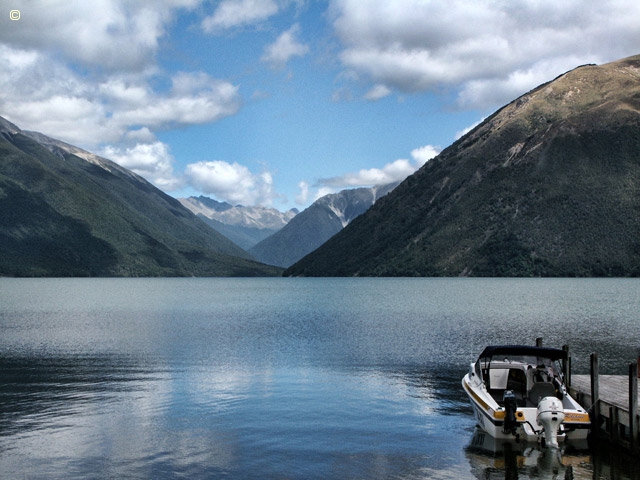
[478,345,567,362]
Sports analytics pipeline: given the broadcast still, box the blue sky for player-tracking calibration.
[2,0,640,211]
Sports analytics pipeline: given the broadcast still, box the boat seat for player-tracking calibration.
[528,382,557,406]
[506,368,527,405]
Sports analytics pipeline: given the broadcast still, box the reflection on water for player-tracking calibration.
[466,428,592,479]
[466,427,640,480]
[2,278,640,479]
[0,351,473,479]
[0,354,166,429]
[6,350,640,479]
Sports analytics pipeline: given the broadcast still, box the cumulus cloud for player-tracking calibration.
[261,24,310,69]
[102,142,183,191]
[0,43,240,148]
[0,38,241,197]
[110,72,241,128]
[320,159,415,188]
[0,46,119,145]
[364,84,391,101]
[296,180,310,205]
[185,161,276,206]
[316,144,441,190]
[330,0,640,109]
[0,1,256,204]
[1,0,200,73]
[411,145,440,166]
[202,0,279,32]
[124,127,157,144]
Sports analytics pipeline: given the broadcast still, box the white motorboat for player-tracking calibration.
[462,345,590,448]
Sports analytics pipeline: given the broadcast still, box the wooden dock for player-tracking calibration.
[568,354,640,451]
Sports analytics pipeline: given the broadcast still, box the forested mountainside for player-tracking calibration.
[0,117,281,276]
[285,55,640,277]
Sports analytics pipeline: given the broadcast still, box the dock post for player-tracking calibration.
[610,407,619,443]
[591,353,600,427]
[630,362,638,448]
[536,337,543,347]
[563,344,571,389]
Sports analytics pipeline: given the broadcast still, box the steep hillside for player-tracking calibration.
[179,196,297,250]
[0,118,281,276]
[251,183,397,268]
[285,55,640,277]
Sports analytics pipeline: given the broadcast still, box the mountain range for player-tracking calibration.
[178,196,297,251]
[249,183,398,267]
[4,53,640,278]
[285,54,640,277]
[0,117,281,276]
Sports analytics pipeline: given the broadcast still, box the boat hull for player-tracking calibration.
[463,374,589,444]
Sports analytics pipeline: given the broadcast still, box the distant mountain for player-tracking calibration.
[179,196,297,250]
[0,117,281,276]
[250,183,398,268]
[285,54,640,277]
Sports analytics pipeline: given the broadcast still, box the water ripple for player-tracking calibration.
[1,278,639,479]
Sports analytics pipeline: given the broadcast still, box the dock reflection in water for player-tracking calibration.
[466,427,640,480]
[466,428,592,479]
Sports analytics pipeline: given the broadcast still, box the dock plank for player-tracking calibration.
[572,374,640,409]
[572,373,640,450]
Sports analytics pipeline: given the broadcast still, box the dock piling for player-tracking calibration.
[533,339,640,452]
[590,353,600,428]
[563,344,571,388]
[570,355,640,452]
[630,362,638,448]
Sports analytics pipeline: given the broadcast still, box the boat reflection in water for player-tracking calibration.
[465,427,592,479]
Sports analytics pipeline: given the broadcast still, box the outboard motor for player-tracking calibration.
[536,396,565,448]
[503,390,518,435]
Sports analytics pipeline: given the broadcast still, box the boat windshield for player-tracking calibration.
[477,350,565,383]
[490,355,555,367]
[477,346,566,370]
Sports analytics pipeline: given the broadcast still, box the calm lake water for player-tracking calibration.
[1,278,639,479]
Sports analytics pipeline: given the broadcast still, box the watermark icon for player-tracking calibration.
[10,10,20,20]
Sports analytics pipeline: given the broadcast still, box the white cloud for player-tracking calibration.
[125,127,157,144]
[455,57,583,110]
[295,180,310,205]
[261,24,310,69]
[411,145,440,166]
[185,161,276,206]
[455,118,485,140]
[1,0,200,73]
[315,144,441,193]
[314,186,337,201]
[101,142,183,191]
[0,3,252,203]
[111,72,241,128]
[202,0,279,32]
[0,46,124,145]
[10,96,115,144]
[330,0,640,109]
[0,44,240,148]
[100,78,152,107]
[364,84,391,101]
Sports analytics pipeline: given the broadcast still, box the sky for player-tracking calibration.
[1,0,639,211]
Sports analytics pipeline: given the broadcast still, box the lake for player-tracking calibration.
[1,278,639,479]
